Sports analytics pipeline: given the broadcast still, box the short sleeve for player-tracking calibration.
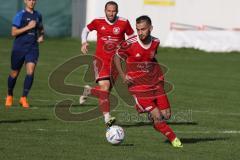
[12,11,23,28]
[87,19,97,31]
[125,20,134,36]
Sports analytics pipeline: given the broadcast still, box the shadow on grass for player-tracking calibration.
[2,103,97,108]
[112,143,134,147]
[117,121,198,128]
[165,137,229,144]
[168,122,198,125]
[0,118,49,124]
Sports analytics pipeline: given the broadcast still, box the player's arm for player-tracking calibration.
[81,27,90,54]
[81,19,97,54]
[37,25,44,43]
[114,53,133,85]
[37,13,44,43]
[125,20,135,38]
[11,20,36,37]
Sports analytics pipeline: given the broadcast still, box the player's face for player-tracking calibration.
[105,4,118,22]
[24,0,36,10]
[136,21,152,41]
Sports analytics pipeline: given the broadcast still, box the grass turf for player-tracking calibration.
[0,38,240,160]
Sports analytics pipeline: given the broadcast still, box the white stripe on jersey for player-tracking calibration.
[152,37,160,43]
[126,36,137,44]
[133,95,145,112]
[118,17,127,21]
[95,17,105,20]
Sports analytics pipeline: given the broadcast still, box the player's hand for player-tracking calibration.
[81,42,89,54]
[37,36,44,43]
[27,20,37,30]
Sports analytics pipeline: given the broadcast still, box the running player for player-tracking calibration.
[114,15,183,147]
[80,1,134,127]
[5,0,44,108]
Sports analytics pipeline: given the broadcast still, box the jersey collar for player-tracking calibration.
[24,9,35,14]
[105,16,118,25]
[137,35,152,50]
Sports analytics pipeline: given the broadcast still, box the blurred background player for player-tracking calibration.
[114,15,183,147]
[80,1,134,127]
[5,0,44,108]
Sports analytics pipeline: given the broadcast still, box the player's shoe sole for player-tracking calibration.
[171,137,183,148]
[5,95,13,108]
[79,85,91,105]
[106,117,116,128]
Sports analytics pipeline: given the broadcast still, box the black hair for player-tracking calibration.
[136,15,152,25]
[105,1,118,11]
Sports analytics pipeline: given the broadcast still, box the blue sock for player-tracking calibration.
[8,75,17,96]
[23,74,34,97]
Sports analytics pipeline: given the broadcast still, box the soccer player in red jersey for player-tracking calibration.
[80,1,134,127]
[114,15,183,147]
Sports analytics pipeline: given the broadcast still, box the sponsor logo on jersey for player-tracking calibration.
[101,26,106,30]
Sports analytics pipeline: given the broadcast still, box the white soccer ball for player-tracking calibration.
[106,125,125,145]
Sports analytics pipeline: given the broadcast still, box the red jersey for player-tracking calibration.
[87,17,134,61]
[117,35,164,96]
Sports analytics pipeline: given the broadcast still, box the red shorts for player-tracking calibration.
[132,94,170,113]
[93,55,118,83]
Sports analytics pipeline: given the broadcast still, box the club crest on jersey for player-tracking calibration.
[113,27,120,35]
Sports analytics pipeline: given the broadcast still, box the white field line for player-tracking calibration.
[7,128,240,134]
[176,130,240,134]
[193,110,240,116]
[1,98,239,117]
[114,109,240,116]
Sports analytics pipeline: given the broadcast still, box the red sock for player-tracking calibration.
[154,121,176,142]
[90,86,110,113]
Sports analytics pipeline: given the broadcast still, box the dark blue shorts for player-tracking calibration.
[11,49,39,70]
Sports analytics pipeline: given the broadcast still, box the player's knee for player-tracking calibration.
[26,63,36,75]
[99,83,110,91]
[161,109,171,120]
[151,114,163,123]
[26,69,35,75]
[162,113,171,120]
[10,70,19,78]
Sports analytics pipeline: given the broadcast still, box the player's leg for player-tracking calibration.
[98,79,115,126]
[79,57,115,126]
[5,52,24,107]
[150,107,183,148]
[19,62,36,108]
[133,95,181,147]
[79,56,103,105]
[80,79,115,126]
[156,94,171,120]
[19,51,39,108]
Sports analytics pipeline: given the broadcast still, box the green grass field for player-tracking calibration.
[0,38,240,160]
